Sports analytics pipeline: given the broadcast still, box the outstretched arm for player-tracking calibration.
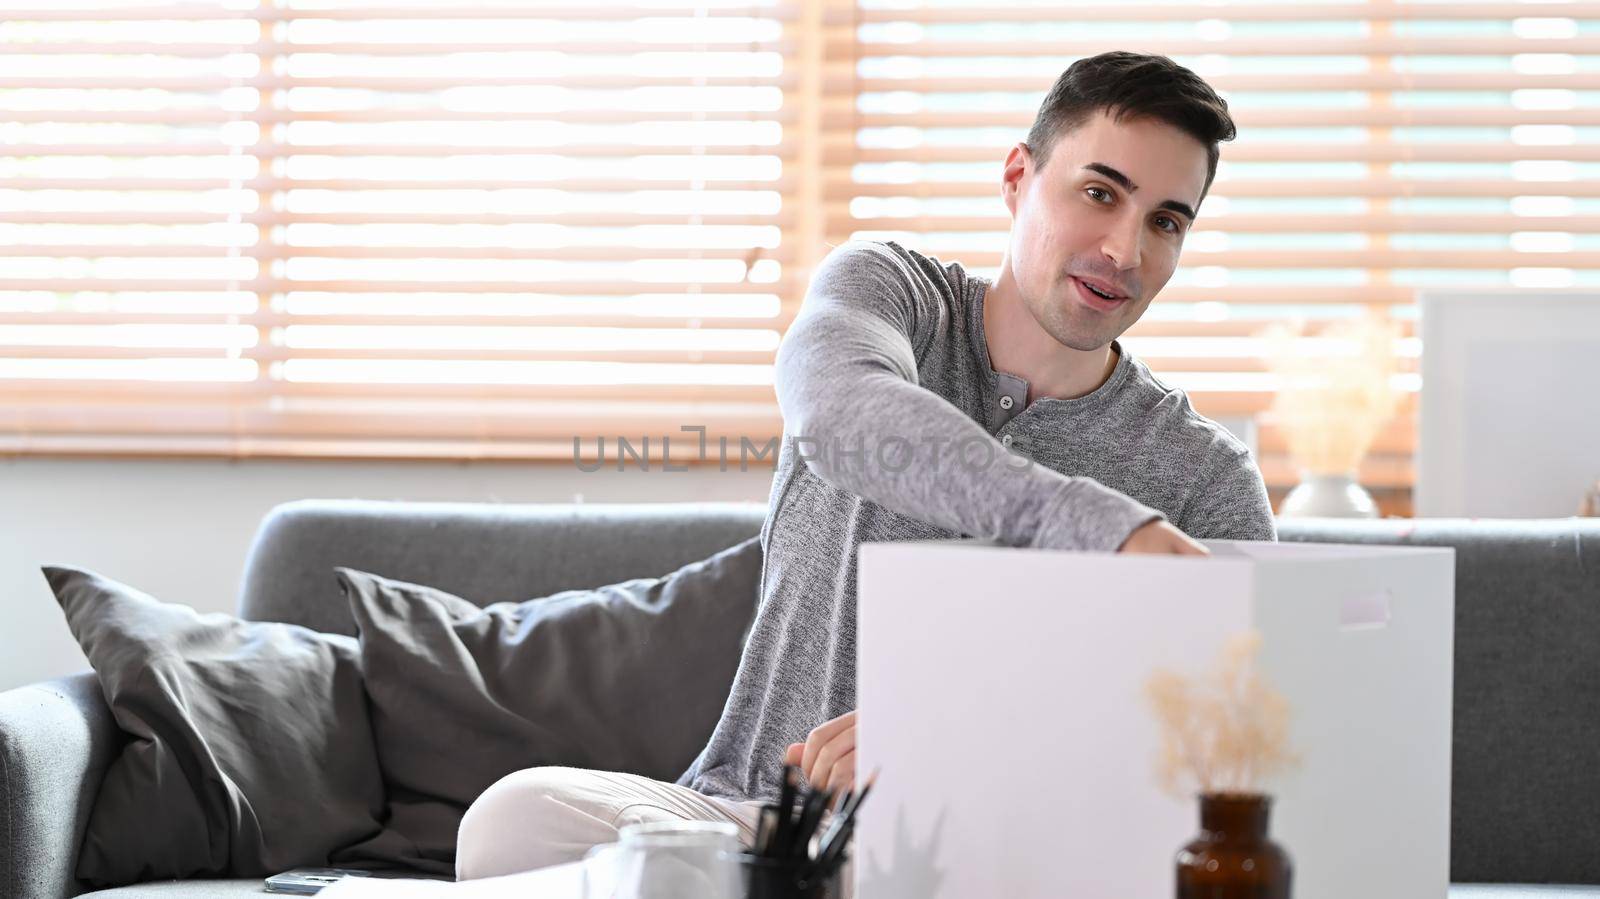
[776,242,1169,552]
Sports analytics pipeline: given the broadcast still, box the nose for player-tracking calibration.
[1100,210,1143,271]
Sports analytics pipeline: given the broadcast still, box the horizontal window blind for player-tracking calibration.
[828,0,1600,509]
[0,1,808,458]
[4,1,1598,499]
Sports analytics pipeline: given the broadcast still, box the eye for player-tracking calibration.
[1154,214,1182,234]
[1085,186,1112,203]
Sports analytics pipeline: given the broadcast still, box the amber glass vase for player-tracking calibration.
[1175,793,1292,898]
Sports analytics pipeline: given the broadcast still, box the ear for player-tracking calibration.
[1001,142,1030,218]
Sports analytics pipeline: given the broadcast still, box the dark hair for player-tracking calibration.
[1025,51,1235,199]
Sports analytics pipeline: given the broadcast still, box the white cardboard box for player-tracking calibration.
[855,539,1455,899]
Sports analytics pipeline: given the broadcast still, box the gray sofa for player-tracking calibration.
[1,500,1596,897]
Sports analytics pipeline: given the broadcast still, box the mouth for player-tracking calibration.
[1070,276,1130,312]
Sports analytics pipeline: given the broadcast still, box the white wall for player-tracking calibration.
[0,457,773,690]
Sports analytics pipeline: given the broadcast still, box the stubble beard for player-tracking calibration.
[1033,289,1124,353]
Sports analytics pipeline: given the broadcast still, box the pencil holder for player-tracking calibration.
[738,852,842,899]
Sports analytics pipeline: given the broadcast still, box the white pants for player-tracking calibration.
[454,766,767,881]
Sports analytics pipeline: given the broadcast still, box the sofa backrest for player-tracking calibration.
[237,499,766,637]
[241,502,1600,885]
[1278,517,1600,885]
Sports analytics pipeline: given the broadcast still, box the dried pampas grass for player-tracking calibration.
[1581,479,1600,517]
[1262,311,1402,477]
[1144,630,1299,798]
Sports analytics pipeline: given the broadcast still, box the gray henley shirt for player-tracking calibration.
[680,240,1276,802]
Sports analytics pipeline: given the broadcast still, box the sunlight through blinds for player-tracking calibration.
[0,0,804,458]
[4,0,1598,490]
[827,0,1600,507]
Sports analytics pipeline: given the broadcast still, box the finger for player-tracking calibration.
[784,743,804,767]
[806,710,855,748]
[1171,528,1209,555]
[811,743,848,793]
[800,710,851,774]
[796,713,851,777]
[821,751,856,797]
[805,735,837,786]
[807,727,857,790]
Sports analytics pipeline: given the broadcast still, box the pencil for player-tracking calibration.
[812,769,878,875]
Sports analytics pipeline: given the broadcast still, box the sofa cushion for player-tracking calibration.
[39,567,419,886]
[338,535,763,859]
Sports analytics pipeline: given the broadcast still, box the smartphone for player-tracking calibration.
[263,867,375,895]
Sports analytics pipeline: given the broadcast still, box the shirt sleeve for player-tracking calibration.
[1175,447,1278,542]
[774,241,1164,552]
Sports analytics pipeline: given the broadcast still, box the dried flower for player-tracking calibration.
[1144,630,1299,797]
[1261,311,1402,477]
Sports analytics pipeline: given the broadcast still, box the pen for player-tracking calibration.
[772,764,798,858]
[790,787,833,859]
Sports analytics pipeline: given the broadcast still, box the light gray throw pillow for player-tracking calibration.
[41,566,409,886]
[337,536,761,859]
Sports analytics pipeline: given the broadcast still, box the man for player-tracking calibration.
[455,51,1274,880]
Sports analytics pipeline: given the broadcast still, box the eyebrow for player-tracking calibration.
[1082,161,1198,223]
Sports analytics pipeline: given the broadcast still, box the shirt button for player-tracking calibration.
[999,395,1014,410]
[1001,434,1014,447]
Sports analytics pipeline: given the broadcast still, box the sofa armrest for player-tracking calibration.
[0,672,119,899]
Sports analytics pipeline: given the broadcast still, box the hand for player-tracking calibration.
[1118,519,1209,556]
[783,709,857,796]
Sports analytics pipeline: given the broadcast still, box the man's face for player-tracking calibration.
[1002,109,1211,351]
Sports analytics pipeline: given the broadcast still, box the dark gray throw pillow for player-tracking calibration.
[338,535,762,858]
[40,565,420,886]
